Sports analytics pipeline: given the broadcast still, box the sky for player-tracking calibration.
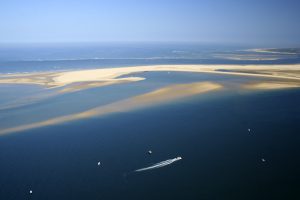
[0,0,299,46]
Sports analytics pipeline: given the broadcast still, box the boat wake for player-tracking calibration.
[135,157,182,172]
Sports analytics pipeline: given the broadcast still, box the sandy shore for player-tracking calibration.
[1,64,300,92]
[0,81,222,135]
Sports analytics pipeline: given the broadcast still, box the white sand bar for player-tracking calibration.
[1,64,300,89]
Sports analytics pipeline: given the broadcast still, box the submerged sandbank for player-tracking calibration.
[243,81,300,90]
[0,81,222,135]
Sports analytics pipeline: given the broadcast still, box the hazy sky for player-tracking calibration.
[0,0,299,45]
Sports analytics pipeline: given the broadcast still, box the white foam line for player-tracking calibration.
[135,157,182,172]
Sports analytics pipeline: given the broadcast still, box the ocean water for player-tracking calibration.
[0,43,300,73]
[0,44,300,200]
[0,88,299,200]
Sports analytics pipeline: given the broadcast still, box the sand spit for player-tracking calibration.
[1,65,300,92]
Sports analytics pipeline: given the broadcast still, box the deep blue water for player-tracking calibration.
[0,88,300,200]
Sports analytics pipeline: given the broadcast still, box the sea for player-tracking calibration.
[0,43,299,200]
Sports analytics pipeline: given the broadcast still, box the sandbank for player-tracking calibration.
[243,81,300,90]
[1,65,300,92]
[0,81,222,135]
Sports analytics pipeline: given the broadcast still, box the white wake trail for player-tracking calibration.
[135,157,182,172]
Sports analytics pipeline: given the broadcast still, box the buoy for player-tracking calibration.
[97,161,101,166]
[29,190,33,194]
[248,128,251,132]
[148,150,152,154]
